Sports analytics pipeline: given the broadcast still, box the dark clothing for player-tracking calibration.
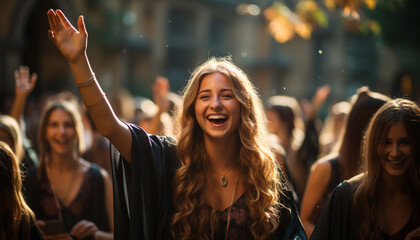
[111,123,306,240]
[309,158,340,223]
[29,223,44,240]
[310,180,419,240]
[25,164,110,239]
[310,181,360,240]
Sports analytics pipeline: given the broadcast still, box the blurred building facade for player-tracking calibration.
[0,0,418,114]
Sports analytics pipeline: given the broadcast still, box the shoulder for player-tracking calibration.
[127,122,177,150]
[329,180,358,202]
[80,160,109,182]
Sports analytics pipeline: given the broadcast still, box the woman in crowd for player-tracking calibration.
[25,97,113,240]
[266,85,329,201]
[0,141,42,240]
[46,9,305,240]
[310,98,420,240]
[300,87,389,237]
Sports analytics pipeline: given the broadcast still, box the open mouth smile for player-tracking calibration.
[386,158,406,166]
[207,114,228,124]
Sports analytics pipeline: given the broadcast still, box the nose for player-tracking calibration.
[59,124,67,134]
[390,143,399,157]
[210,97,222,110]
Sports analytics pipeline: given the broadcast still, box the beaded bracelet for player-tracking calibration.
[76,74,96,87]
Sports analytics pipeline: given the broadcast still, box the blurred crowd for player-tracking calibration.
[1,64,419,240]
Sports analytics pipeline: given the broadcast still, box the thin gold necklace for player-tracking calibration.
[224,172,240,240]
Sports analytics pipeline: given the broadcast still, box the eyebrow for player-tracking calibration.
[198,88,233,94]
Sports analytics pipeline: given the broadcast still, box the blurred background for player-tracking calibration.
[1,0,419,115]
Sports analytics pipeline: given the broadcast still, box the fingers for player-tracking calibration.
[14,66,37,91]
[56,9,72,28]
[78,15,87,35]
[30,73,38,88]
[47,9,60,33]
[70,220,98,239]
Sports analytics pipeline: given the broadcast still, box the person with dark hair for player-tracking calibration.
[266,85,329,201]
[310,98,420,240]
[24,98,113,240]
[46,9,306,240]
[300,87,390,237]
[0,141,43,240]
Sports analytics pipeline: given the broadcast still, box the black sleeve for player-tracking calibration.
[110,123,177,240]
[272,181,307,240]
[310,181,358,240]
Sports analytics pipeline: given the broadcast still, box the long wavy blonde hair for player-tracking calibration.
[0,141,35,240]
[171,57,283,239]
[354,98,420,239]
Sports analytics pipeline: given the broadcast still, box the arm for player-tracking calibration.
[300,161,331,238]
[47,9,132,162]
[10,66,37,125]
[144,76,170,134]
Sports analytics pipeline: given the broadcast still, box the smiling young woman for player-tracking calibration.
[311,98,420,240]
[45,8,306,240]
[24,98,114,240]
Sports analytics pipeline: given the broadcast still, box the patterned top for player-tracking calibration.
[25,164,110,234]
[213,194,254,240]
[37,167,94,221]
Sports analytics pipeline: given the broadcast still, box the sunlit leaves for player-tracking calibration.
[264,0,328,43]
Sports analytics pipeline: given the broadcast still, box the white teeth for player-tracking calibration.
[208,114,227,120]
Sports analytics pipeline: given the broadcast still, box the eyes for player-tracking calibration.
[197,92,234,100]
[48,121,74,129]
[381,138,410,146]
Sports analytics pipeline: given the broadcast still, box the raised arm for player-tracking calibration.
[10,66,37,125]
[149,76,170,134]
[47,9,132,162]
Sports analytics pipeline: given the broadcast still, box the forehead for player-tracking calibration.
[385,122,407,137]
[48,108,73,121]
[198,72,232,90]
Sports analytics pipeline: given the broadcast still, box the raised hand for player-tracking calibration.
[152,76,170,113]
[14,65,37,98]
[47,9,87,63]
[10,65,37,122]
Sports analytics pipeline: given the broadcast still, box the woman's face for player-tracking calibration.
[194,72,241,141]
[378,122,413,177]
[45,108,78,156]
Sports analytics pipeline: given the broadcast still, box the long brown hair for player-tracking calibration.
[171,57,283,239]
[354,98,420,239]
[337,88,389,180]
[0,141,35,240]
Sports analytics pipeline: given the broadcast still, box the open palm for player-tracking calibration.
[47,9,87,62]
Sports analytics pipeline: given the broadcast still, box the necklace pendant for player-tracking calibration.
[220,175,228,187]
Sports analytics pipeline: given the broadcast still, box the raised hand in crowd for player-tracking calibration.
[10,66,37,124]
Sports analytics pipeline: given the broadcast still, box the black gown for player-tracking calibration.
[111,123,306,240]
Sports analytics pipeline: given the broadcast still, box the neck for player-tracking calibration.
[48,152,79,172]
[204,136,239,172]
[380,173,409,195]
